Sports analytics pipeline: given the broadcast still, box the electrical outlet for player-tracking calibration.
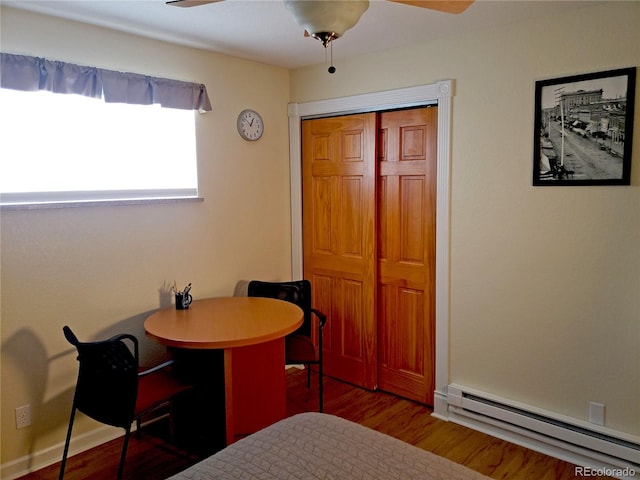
[15,404,31,429]
[589,402,605,426]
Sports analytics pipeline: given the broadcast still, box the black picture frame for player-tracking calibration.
[533,67,636,186]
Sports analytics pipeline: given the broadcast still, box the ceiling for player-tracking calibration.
[4,0,603,69]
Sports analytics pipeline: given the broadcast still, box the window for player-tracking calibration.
[0,52,211,207]
[0,88,199,206]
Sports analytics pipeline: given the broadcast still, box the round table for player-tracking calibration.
[144,296,303,349]
[144,296,303,446]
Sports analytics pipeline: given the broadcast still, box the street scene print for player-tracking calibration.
[533,68,635,185]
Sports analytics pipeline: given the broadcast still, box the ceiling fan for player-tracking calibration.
[167,1,474,48]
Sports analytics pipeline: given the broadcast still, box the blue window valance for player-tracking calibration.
[0,53,212,112]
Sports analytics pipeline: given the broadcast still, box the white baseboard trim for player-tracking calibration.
[1,425,123,480]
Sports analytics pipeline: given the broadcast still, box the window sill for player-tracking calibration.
[1,196,204,211]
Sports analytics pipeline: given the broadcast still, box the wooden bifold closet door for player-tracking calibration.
[302,107,437,405]
[302,113,378,390]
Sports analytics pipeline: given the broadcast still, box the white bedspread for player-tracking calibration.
[168,412,491,480]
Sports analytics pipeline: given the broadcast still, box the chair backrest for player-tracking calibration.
[247,280,312,338]
[63,326,139,429]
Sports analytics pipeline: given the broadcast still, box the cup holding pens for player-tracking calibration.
[175,292,192,310]
[174,282,193,310]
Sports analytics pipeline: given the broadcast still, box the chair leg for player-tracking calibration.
[318,361,324,413]
[58,406,77,480]
[169,402,178,442]
[318,324,324,413]
[117,426,132,480]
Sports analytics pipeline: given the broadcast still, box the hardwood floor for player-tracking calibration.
[18,368,607,480]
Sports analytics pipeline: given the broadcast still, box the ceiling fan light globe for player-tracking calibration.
[284,0,369,41]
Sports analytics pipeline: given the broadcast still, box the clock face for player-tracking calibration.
[237,109,264,141]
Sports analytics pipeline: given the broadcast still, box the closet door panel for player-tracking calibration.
[377,107,437,405]
[302,113,377,389]
[302,107,437,402]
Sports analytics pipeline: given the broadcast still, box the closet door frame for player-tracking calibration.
[288,81,453,419]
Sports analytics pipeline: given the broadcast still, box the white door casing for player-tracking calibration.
[288,81,453,418]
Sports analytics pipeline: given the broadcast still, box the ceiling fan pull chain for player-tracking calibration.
[328,41,336,74]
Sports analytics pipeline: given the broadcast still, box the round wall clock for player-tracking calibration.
[237,109,264,141]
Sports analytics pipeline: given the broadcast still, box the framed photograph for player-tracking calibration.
[533,67,636,186]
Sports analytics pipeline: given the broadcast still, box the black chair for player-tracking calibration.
[59,326,192,480]
[247,280,327,412]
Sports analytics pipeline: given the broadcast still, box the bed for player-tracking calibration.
[168,412,492,480]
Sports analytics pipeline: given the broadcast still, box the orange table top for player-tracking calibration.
[144,296,303,350]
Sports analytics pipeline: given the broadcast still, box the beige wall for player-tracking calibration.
[291,1,640,439]
[2,0,639,473]
[1,7,292,467]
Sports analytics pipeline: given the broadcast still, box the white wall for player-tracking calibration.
[291,2,639,438]
[0,6,292,470]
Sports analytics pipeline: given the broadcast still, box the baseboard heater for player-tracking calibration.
[446,384,640,470]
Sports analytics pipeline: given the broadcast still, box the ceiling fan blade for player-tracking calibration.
[166,0,224,7]
[386,0,474,14]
